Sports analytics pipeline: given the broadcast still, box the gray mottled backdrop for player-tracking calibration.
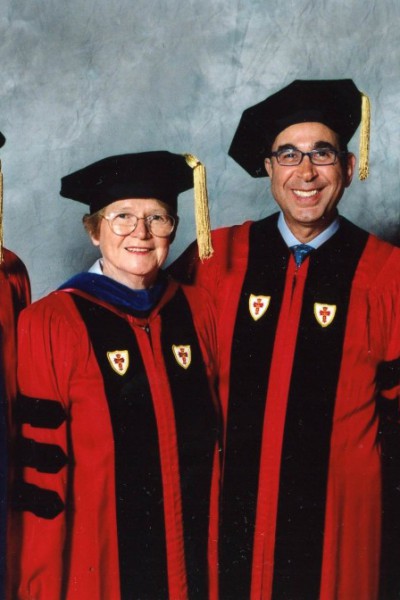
[1,0,399,299]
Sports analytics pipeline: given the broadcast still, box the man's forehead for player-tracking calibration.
[272,122,339,149]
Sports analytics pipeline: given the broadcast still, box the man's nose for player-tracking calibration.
[296,155,318,180]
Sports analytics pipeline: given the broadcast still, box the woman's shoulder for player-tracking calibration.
[20,288,82,325]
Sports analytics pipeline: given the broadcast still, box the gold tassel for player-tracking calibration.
[358,92,370,181]
[0,160,3,262]
[184,153,213,260]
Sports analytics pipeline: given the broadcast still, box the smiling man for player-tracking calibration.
[171,80,400,600]
[264,121,355,241]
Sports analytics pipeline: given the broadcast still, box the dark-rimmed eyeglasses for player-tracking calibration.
[270,147,345,167]
[103,212,176,238]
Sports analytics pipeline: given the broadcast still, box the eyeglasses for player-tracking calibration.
[270,147,345,167]
[103,212,176,238]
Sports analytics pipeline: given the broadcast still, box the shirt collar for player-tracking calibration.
[88,258,103,274]
[277,212,340,249]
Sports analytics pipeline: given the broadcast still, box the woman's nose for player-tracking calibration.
[131,218,151,239]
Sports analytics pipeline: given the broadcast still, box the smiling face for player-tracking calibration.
[90,198,173,289]
[264,122,355,242]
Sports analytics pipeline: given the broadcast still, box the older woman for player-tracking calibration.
[13,152,220,600]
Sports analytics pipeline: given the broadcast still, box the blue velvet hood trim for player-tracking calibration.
[58,271,167,314]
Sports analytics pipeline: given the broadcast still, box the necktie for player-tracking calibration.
[290,244,314,267]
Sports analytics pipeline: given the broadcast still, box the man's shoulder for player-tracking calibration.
[205,214,278,261]
[0,247,29,278]
[343,220,400,290]
[365,232,400,277]
[169,220,252,283]
[169,214,279,284]
[210,220,253,249]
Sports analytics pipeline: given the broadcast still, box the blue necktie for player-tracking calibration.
[290,244,314,267]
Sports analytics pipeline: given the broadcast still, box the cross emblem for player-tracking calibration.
[178,347,188,365]
[107,350,130,375]
[253,297,264,315]
[313,302,337,327]
[319,306,331,324]
[249,294,271,321]
[172,344,192,369]
[113,353,125,371]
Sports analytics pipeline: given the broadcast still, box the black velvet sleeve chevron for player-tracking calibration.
[14,395,67,429]
[12,394,68,519]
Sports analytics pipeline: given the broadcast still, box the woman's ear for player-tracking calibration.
[90,232,100,247]
[169,215,179,244]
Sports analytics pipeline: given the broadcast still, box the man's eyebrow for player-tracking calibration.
[275,141,338,151]
[313,141,338,150]
[275,143,298,151]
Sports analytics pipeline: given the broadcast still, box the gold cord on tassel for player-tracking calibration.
[184,153,213,260]
[0,160,3,262]
[358,92,370,181]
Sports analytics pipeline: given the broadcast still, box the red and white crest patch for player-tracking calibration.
[249,294,271,321]
[107,350,130,375]
[172,344,192,369]
[314,303,337,327]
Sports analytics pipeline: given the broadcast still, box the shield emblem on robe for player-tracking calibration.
[249,294,271,321]
[314,303,337,327]
[107,350,130,375]
[172,344,192,369]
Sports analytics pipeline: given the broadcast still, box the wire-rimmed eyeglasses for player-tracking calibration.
[103,212,176,238]
[270,147,346,167]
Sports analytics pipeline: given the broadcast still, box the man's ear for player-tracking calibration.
[264,158,273,177]
[345,153,356,188]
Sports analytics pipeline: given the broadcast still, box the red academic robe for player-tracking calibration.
[170,213,400,600]
[13,279,220,600]
[0,248,30,598]
[0,248,30,411]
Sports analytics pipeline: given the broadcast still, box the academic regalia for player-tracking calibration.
[13,150,218,600]
[13,274,220,600]
[0,248,31,419]
[170,213,400,600]
[0,248,30,597]
[169,78,399,599]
